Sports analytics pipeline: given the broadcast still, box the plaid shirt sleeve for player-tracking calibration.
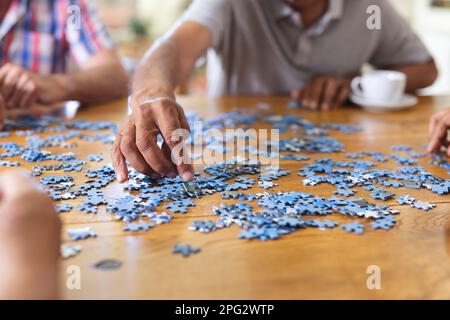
[65,0,115,66]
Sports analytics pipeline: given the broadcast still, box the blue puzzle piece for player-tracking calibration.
[173,244,201,257]
[55,204,73,213]
[67,227,97,241]
[123,221,153,232]
[371,216,397,230]
[341,222,365,235]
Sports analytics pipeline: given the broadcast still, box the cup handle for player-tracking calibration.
[351,77,364,97]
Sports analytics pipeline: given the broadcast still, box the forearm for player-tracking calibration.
[389,58,438,93]
[53,63,129,104]
[132,38,188,103]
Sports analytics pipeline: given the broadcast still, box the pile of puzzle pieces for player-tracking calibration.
[0,107,449,259]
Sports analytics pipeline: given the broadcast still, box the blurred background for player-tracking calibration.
[96,0,450,95]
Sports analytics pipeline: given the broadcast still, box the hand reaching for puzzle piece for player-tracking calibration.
[428,109,450,156]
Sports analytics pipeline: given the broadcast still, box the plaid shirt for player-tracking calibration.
[0,0,115,74]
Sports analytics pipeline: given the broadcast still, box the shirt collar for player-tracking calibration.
[275,0,343,33]
[0,0,27,41]
[328,0,344,20]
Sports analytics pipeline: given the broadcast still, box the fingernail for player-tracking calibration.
[151,173,160,179]
[167,171,177,178]
[182,171,194,181]
[117,173,124,183]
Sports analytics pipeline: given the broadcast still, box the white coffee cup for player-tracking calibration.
[351,71,406,102]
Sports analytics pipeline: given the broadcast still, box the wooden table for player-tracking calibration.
[4,96,450,299]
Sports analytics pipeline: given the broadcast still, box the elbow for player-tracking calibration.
[422,58,439,89]
[427,60,439,87]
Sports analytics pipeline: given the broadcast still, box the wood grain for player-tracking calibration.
[2,95,450,299]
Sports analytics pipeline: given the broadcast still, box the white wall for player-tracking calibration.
[136,0,189,37]
[390,0,450,94]
[412,0,450,94]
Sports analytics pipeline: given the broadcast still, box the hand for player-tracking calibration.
[112,94,195,183]
[0,94,5,130]
[291,75,351,110]
[0,170,60,299]
[29,73,69,105]
[0,63,37,109]
[428,109,450,156]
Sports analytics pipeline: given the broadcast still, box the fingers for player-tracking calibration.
[0,63,10,85]
[334,82,350,109]
[9,73,28,108]
[0,64,35,109]
[111,133,129,183]
[133,101,178,177]
[299,76,351,111]
[427,111,450,154]
[175,106,195,180]
[0,95,5,130]
[321,79,338,110]
[310,78,326,110]
[428,110,447,140]
[155,102,194,180]
[17,75,37,109]
[1,67,22,107]
[161,138,193,180]
[18,82,37,109]
[119,118,160,179]
[117,96,194,180]
[300,84,312,110]
[134,125,177,178]
[291,89,301,101]
[302,78,323,110]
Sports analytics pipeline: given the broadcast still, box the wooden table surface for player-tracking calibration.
[3,95,450,300]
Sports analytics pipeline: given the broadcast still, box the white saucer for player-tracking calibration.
[350,93,418,112]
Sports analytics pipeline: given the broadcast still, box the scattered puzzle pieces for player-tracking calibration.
[0,107,447,262]
[396,195,436,211]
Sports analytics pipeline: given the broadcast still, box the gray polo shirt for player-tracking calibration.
[177,0,431,97]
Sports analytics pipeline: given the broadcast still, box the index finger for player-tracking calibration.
[156,102,195,180]
[321,79,338,110]
[173,106,194,180]
[134,109,177,177]
[428,115,450,153]
[429,110,447,139]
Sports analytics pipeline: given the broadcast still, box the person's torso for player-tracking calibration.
[0,0,70,74]
[206,0,380,97]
